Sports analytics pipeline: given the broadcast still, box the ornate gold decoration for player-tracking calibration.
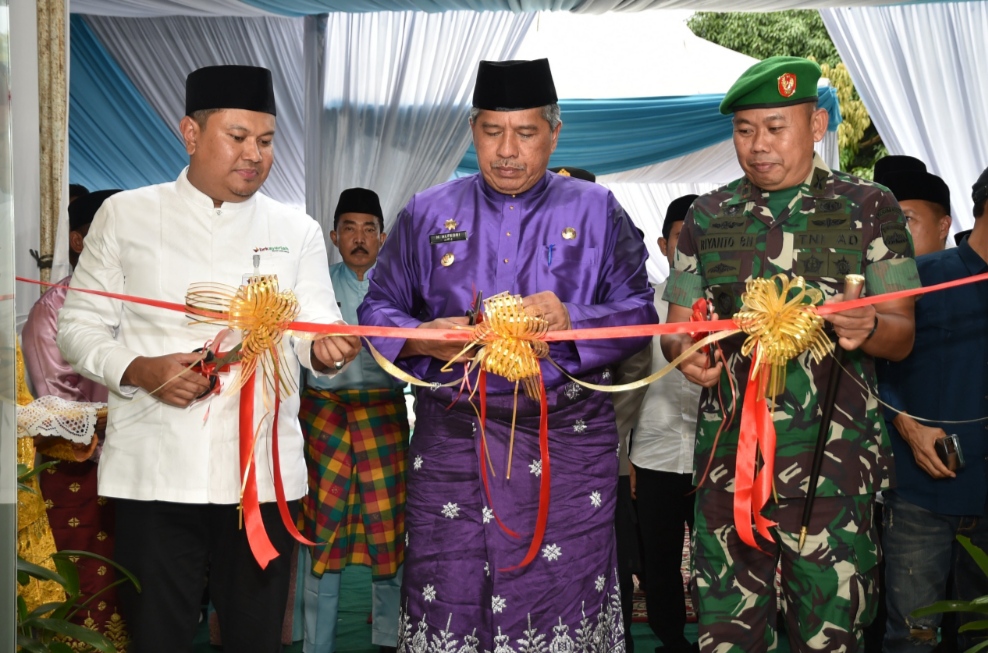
[463,292,550,401]
[69,482,81,493]
[444,219,458,231]
[562,227,577,240]
[185,275,301,396]
[735,274,833,397]
[441,253,455,267]
[104,611,129,650]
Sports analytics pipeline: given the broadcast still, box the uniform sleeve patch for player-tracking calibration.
[877,206,903,221]
[880,221,913,256]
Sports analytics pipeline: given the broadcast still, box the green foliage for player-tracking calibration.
[912,535,988,652]
[688,11,840,66]
[16,466,139,652]
[688,10,884,173]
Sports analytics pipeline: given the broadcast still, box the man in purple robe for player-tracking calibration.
[358,59,656,653]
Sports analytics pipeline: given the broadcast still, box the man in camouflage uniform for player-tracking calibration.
[660,56,919,652]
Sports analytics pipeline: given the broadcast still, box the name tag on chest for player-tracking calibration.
[430,231,468,245]
[699,233,756,252]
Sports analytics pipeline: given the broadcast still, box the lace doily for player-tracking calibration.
[16,395,106,444]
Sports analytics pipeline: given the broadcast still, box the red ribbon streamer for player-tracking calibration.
[238,370,278,568]
[734,351,779,552]
[478,371,522,541]
[268,348,318,552]
[501,370,551,572]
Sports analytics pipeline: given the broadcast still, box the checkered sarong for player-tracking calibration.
[300,387,408,579]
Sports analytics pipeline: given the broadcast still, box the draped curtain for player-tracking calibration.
[821,2,988,235]
[304,10,533,262]
[68,15,187,193]
[82,13,307,206]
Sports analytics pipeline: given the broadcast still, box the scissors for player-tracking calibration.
[465,291,484,326]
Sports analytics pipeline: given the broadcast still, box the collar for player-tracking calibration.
[176,166,258,213]
[726,152,834,208]
[335,261,376,282]
[478,170,551,203]
[957,236,988,275]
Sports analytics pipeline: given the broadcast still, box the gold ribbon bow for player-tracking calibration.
[735,274,833,398]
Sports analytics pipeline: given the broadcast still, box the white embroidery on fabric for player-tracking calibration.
[442,502,460,519]
[529,460,542,477]
[542,544,561,562]
[414,455,424,471]
[549,618,575,653]
[423,584,437,603]
[572,420,587,434]
[395,574,626,653]
[590,491,602,508]
[483,507,494,524]
[517,614,548,653]
[494,628,515,653]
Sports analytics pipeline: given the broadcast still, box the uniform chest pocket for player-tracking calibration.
[535,246,598,302]
[793,248,861,282]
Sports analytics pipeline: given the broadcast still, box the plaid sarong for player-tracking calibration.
[299,387,408,579]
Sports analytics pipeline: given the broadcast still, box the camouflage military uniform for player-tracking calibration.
[664,154,920,652]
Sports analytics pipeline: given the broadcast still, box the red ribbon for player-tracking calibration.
[501,370,551,572]
[734,350,778,552]
[475,370,552,571]
[238,370,278,567]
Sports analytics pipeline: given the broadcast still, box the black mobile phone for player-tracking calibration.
[935,434,965,472]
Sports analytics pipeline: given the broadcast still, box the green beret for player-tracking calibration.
[720,56,822,115]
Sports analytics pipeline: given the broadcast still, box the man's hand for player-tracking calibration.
[399,316,474,362]
[661,303,723,388]
[522,291,571,331]
[312,335,362,373]
[823,293,878,351]
[893,413,954,479]
[675,347,723,388]
[121,353,212,408]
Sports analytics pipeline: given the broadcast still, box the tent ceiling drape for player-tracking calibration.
[69,0,943,17]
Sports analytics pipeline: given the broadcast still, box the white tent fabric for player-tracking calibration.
[69,0,916,18]
[71,0,273,17]
[85,14,307,206]
[821,2,987,235]
[607,181,721,283]
[304,11,534,263]
[514,9,757,98]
